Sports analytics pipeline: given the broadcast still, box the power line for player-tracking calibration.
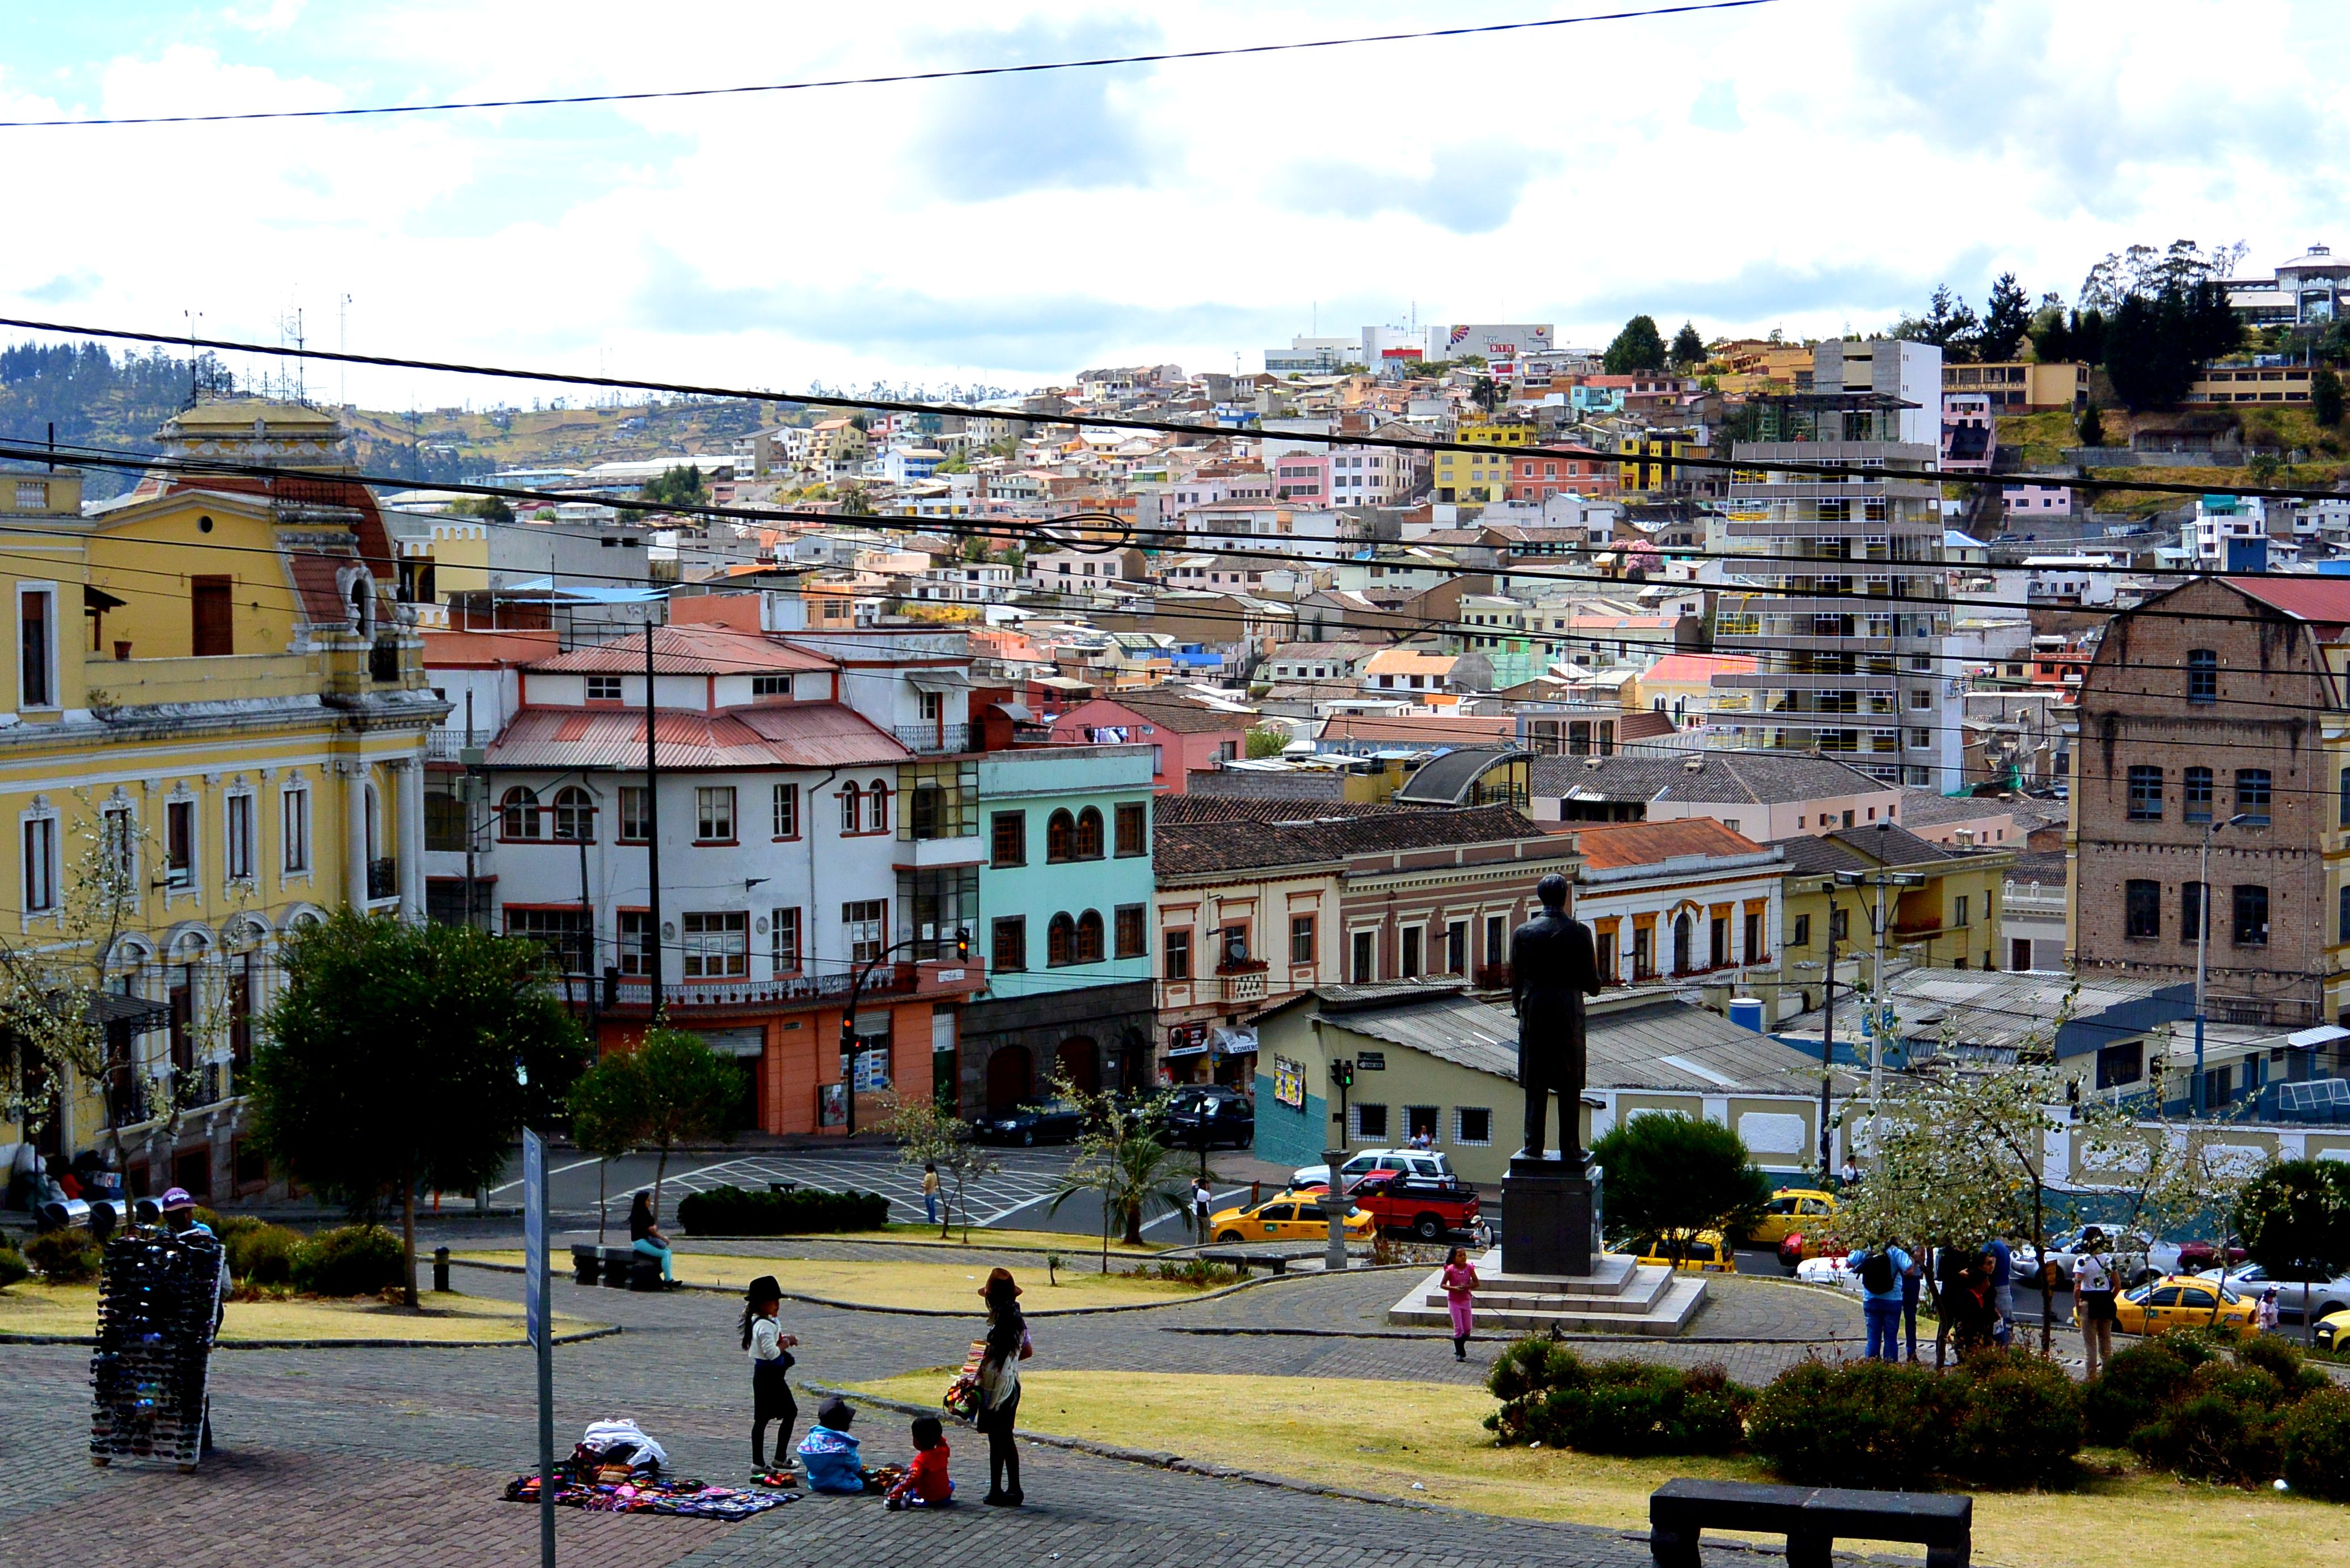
[0,1,1790,129]
[9,313,2350,507]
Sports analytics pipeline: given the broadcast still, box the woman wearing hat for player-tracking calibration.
[740,1275,800,1476]
[2073,1227,2117,1377]
[975,1267,1031,1507]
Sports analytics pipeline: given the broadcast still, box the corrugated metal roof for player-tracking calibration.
[484,701,908,771]
[531,625,835,675]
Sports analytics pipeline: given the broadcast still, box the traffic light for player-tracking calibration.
[955,927,971,962]
[1330,1058,1354,1090]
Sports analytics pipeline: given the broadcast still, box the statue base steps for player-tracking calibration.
[1386,1248,1710,1337]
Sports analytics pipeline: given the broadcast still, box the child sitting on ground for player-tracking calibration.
[796,1397,865,1494]
[884,1416,954,1510]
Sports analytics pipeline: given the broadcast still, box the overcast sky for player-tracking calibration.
[3,0,2344,407]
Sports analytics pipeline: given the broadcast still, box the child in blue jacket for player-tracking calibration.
[797,1397,864,1494]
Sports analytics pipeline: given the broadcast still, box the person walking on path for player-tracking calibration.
[1858,1242,1912,1362]
[1191,1177,1213,1241]
[1441,1246,1480,1360]
[922,1163,942,1227]
[2258,1287,2281,1335]
[741,1275,800,1476]
[976,1267,1031,1507]
[1984,1234,2015,1346]
[1898,1242,1923,1362]
[2073,1228,2117,1378]
[630,1191,676,1285]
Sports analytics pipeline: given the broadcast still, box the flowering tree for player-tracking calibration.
[881,1091,998,1242]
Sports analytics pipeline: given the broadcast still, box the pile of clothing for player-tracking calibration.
[500,1417,796,1520]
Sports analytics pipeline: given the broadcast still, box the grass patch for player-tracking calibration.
[0,1280,600,1343]
[462,1251,1205,1310]
[845,1371,2350,1567]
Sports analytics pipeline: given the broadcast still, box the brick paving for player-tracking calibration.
[0,1252,1877,1568]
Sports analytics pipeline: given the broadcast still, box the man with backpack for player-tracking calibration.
[1858,1240,1912,1361]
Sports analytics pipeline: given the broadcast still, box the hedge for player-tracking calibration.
[675,1184,888,1236]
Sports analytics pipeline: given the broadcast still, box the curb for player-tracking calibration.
[671,1233,1180,1261]
[449,1254,1426,1319]
[1157,1326,1864,1345]
[0,1325,623,1351]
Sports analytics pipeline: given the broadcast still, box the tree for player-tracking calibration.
[1469,374,1501,414]
[1602,315,1667,375]
[1587,1112,1770,1269]
[2076,403,2106,449]
[638,463,707,509]
[1669,322,1707,368]
[1896,286,1980,360]
[1245,724,1290,759]
[2314,366,2344,428]
[881,1092,999,1241]
[1978,273,2033,362]
[2236,1159,2350,1345]
[249,912,587,1307]
[567,1026,743,1216]
[1045,1075,1185,1266]
[452,494,516,523]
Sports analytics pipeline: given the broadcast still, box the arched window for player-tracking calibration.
[840,783,861,832]
[552,785,595,842]
[1075,910,1105,964]
[1045,809,1077,863]
[1673,912,1694,974]
[2186,649,2217,703]
[349,573,374,638]
[1047,912,1077,967]
[866,777,889,832]
[1074,806,1104,860]
[500,787,542,840]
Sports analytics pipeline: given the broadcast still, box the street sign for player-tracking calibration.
[523,1130,546,1349]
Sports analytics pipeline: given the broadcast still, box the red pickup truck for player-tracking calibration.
[1332,1169,1482,1241]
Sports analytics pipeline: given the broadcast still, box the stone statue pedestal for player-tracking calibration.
[1502,1152,1596,1279]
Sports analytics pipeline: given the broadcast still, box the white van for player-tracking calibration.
[1292,1148,1455,1190]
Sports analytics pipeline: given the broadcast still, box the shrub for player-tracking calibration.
[0,1238,28,1290]
[2086,1340,2188,1447]
[210,1213,268,1247]
[1948,1350,2085,1487]
[2231,1332,2330,1398]
[2132,1391,2283,1485]
[673,1184,888,1236]
[2281,1387,2350,1500]
[1486,1343,1752,1457]
[1133,1259,1242,1288]
[227,1222,304,1287]
[290,1224,405,1296]
[25,1228,103,1283]
[1748,1360,1957,1490]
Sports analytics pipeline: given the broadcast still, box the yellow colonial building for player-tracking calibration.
[0,399,441,1203]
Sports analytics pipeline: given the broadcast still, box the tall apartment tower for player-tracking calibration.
[1710,338,1959,791]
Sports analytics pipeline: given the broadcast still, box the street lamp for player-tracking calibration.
[2192,813,2254,1114]
[838,927,970,1136]
[1832,864,1926,1114]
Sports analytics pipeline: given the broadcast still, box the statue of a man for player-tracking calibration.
[1509,872,1602,1163]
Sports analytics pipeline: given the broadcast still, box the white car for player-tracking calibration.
[1796,1254,1864,1296]
[2194,1264,2350,1322]
[2024,1230,2178,1292]
[1291,1148,1455,1190]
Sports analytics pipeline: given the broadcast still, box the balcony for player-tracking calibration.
[896,722,971,754]
[367,857,397,901]
[1217,960,1269,1004]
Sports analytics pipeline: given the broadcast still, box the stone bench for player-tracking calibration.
[1649,1477,1970,1568]
[1195,1250,1288,1277]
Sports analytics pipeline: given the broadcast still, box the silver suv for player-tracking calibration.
[1292,1148,1456,1190]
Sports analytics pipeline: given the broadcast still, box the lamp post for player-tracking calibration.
[1832,864,1926,1118]
[2193,813,2253,1114]
[838,928,969,1136]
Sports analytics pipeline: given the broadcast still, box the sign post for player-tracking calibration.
[524,1129,554,1568]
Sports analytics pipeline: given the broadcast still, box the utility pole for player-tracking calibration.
[643,620,664,1016]
[1819,887,1838,1180]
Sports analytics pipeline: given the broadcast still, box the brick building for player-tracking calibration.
[2069,576,2350,1029]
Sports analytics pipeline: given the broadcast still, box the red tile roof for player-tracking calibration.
[2226,576,2350,632]
[484,701,906,771]
[530,624,836,675]
[1572,818,1769,869]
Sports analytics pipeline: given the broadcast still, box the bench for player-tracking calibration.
[1196,1250,1288,1277]
[571,1244,602,1286]
[599,1246,663,1291]
[1649,1478,1970,1568]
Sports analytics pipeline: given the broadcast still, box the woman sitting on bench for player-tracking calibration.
[629,1191,676,1284]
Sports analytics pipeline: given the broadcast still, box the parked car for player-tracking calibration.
[1206,1193,1376,1246]
[1627,1230,1737,1274]
[2175,1238,2248,1274]
[2115,1275,2256,1337]
[976,1098,1086,1146]
[1795,1253,1862,1295]
[1777,1229,1846,1271]
[1340,1169,1481,1242]
[1163,1087,1255,1149]
[2315,1306,2349,1353]
[2031,1228,2176,1291]
[2193,1263,2350,1323]
[1749,1189,1838,1250]
[1292,1148,1455,1190]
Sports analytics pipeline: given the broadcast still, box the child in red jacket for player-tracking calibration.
[885,1416,954,1509]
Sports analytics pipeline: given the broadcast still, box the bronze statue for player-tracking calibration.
[1509,872,1602,1163]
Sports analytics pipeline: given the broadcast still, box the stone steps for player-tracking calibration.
[1387,1249,1711,1337]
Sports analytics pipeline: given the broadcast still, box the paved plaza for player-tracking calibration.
[2,1236,1867,1568]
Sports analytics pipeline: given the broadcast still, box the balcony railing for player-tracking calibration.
[895,723,971,754]
[1220,967,1269,1004]
[366,857,398,901]
[596,963,932,1014]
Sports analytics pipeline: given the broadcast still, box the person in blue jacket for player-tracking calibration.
[798,1397,864,1493]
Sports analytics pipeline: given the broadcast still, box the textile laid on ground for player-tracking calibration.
[503,1464,795,1520]
[578,1417,667,1469]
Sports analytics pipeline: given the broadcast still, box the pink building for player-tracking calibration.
[2002,483,2074,517]
[1273,453,1330,504]
[1048,690,1250,792]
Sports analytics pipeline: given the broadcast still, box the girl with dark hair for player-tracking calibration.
[975,1267,1031,1507]
[629,1191,674,1284]
[740,1274,800,1475]
[1441,1246,1479,1360]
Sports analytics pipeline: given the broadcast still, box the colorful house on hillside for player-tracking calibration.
[1048,690,1251,791]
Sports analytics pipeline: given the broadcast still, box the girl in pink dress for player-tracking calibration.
[1441,1246,1480,1360]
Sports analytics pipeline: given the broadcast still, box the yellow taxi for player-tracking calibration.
[1628,1230,1738,1274]
[1208,1191,1377,1245]
[2113,1275,2258,1337]
[1749,1189,1838,1250]
[2314,1306,2348,1355]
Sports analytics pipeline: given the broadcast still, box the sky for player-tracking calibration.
[2,0,2346,409]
